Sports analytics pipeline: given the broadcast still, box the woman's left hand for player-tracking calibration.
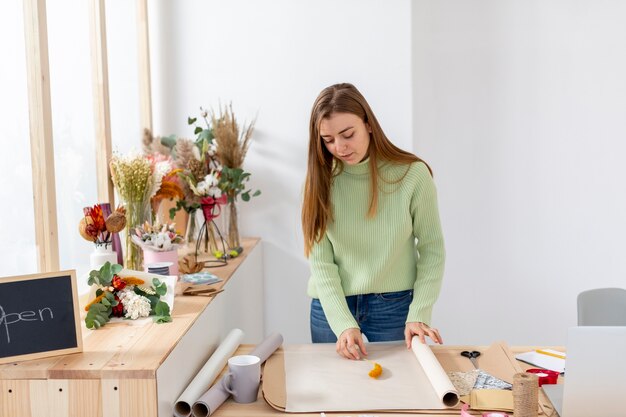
[405,322,443,348]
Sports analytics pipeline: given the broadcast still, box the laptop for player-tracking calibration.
[542,326,626,417]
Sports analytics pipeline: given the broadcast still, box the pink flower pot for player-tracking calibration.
[142,249,179,276]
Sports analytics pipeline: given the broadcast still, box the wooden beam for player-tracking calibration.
[23,0,60,272]
[137,0,153,133]
[88,0,115,206]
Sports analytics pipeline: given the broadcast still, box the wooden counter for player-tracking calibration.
[0,238,263,417]
[210,344,564,417]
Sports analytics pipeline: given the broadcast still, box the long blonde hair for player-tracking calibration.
[302,83,431,256]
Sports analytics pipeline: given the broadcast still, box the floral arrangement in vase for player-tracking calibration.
[109,151,183,269]
[84,261,172,329]
[79,204,127,270]
[140,103,261,257]
[130,221,185,252]
[78,204,126,247]
[210,104,261,253]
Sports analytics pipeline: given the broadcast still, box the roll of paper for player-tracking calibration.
[174,328,245,417]
[192,332,284,417]
[411,336,460,407]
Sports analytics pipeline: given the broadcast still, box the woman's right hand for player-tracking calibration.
[336,328,368,360]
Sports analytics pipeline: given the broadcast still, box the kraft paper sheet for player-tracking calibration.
[263,341,523,414]
[174,328,245,417]
[278,336,458,412]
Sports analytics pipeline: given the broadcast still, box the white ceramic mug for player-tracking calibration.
[221,355,261,403]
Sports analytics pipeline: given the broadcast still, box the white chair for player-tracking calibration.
[577,287,626,326]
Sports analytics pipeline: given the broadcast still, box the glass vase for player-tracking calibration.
[123,200,151,270]
[184,209,202,244]
[224,200,241,250]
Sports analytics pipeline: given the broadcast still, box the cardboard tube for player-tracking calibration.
[411,336,460,407]
[174,328,245,417]
[192,332,284,417]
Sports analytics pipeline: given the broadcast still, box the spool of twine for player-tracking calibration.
[513,372,538,417]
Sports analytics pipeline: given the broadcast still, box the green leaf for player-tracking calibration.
[153,278,167,296]
[154,315,173,324]
[101,298,111,307]
[104,291,115,302]
[194,126,203,135]
[188,117,197,125]
[161,134,177,149]
[199,129,214,142]
[95,288,103,297]
[253,190,261,197]
[85,303,110,330]
[111,263,123,274]
[147,295,159,312]
[153,301,172,324]
[241,192,250,202]
[87,270,100,286]
[155,301,170,316]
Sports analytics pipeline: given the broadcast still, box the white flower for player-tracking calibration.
[150,232,173,251]
[118,289,151,320]
[207,186,222,198]
[203,173,219,187]
[196,179,210,196]
[208,143,217,157]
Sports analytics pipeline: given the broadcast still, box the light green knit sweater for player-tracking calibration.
[307,159,446,338]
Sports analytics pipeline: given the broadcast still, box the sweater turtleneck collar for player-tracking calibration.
[342,157,370,175]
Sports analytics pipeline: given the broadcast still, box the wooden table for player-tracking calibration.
[0,238,263,417]
[211,345,564,417]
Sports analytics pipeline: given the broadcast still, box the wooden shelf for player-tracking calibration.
[0,238,263,417]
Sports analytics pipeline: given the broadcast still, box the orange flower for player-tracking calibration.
[84,293,106,311]
[121,277,145,286]
[83,205,106,235]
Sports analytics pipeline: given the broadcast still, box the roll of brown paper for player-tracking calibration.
[192,332,284,417]
[513,372,538,417]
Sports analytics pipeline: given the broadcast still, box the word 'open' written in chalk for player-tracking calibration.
[0,304,54,344]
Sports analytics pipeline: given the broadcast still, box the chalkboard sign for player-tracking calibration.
[0,270,83,364]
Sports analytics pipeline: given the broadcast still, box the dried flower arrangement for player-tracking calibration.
[210,104,260,250]
[84,262,171,329]
[109,151,183,268]
[78,204,126,247]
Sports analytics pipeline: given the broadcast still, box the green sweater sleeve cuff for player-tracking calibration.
[310,235,359,337]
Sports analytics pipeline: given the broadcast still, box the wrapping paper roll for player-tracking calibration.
[411,336,460,407]
[192,332,284,417]
[174,328,245,417]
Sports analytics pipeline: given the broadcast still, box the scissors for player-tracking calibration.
[461,350,481,369]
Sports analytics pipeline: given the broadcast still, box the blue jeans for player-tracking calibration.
[310,290,414,343]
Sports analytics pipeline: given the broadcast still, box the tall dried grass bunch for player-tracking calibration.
[211,104,255,169]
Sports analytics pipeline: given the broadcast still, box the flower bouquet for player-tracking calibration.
[84,262,172,329]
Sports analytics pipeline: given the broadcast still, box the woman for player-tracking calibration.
[302,83,446,360]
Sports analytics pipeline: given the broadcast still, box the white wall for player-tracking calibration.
[6,0,624,346]
[413,1,626,345]
[149,0,413,343]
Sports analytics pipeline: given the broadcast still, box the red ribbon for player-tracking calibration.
[200,194,227,222]
[525,368,559,386]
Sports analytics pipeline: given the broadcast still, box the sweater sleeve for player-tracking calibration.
[310,234,359,337]
[407,163,446,325]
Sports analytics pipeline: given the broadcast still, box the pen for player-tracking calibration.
[535,349,566,360]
